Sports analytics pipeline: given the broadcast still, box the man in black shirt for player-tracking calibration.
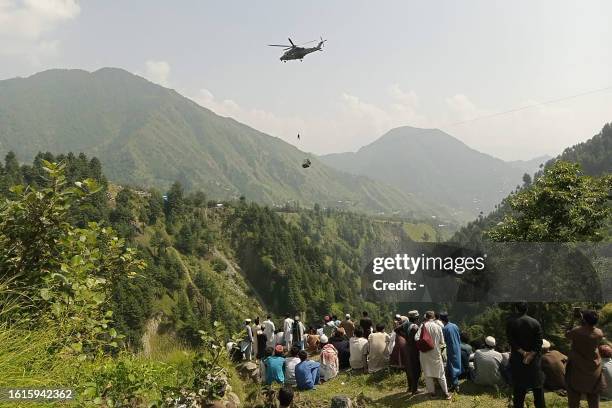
[506,302,545,408]
[359,311,373,338]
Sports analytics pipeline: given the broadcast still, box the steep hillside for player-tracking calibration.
[0,68,447,219]
[320,126,532,217]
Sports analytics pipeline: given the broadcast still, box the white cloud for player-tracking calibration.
[143,60,171,87]
[0,0,80,63]
[189,84,431,153]
[180,67,611,160]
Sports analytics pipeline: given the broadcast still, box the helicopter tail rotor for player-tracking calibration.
[317,37,327,49]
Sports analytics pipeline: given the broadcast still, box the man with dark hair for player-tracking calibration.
[366,323,390,373]
[405,310,423,394]
[565,309,605,408]
[459,332,473,380]
[440,312,462,392]
[278,386,294,408]
[295,350,320,390]
[349,326,368,371]
[284,346,301,386]
[506,302,545,408]
[360,311,373,337]
[264,344,286,385]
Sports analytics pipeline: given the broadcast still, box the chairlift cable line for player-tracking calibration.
[442,84,612,129]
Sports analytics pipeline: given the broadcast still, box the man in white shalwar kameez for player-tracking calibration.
[263,315,276,348]
[415,311,451,399]
[283,314,294,349]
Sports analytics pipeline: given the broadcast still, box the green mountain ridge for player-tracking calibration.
[0,67,452,220]
[320,126,542,218]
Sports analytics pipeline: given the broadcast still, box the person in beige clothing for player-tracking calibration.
[565,310,605,408]
[339,314,355,338]
[366,323,390,373]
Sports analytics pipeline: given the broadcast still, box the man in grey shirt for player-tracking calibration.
[471,336,504,386]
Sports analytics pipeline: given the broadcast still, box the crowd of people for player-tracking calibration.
[233,304,610,407]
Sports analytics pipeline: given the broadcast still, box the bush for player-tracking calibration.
[211,257,228,273]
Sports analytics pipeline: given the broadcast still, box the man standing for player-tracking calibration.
[440,313,462,392]
[242,318,254,361]
[472,336,504,386]
[404,310,422,395]
[292,315,306,350]
[360,311,373,337]
[506,302,545,408]
[339,313,355,338]
[322,315,336,337]
[565,309,605,408]
[283,314,294,350]
[263,315,276,348]
[416,311,450,400]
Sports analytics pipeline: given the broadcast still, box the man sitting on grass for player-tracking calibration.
[264,344,286,385]
[295,350,320,390]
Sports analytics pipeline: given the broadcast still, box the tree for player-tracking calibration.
[488,161,611,242]
[0,161,144,356]
[165,181,185,221]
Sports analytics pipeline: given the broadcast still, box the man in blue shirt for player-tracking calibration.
[264,345,286,385]
[295,350,320,390]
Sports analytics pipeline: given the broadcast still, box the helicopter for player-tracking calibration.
[268,37,327,62]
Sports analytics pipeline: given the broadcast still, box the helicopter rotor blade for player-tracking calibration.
[298,39,318,46]
[268,44,291,47]
[288,38,295,46]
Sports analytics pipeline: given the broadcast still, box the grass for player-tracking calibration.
[291,369,612,408]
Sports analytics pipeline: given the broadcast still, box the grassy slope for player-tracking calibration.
[289,370,612,408]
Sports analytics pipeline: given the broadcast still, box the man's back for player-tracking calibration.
[265,356,285,384]
[473,348,503,385]
[295,360,320,390]
[360,317,372,335]
[507,314,542,353]
[340,319,355,337]
[541,350,567,390]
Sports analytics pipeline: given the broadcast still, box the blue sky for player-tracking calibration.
[1,0,611,159]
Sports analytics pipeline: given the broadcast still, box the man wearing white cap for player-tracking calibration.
[339,313,355,338]
[472,336,504,386]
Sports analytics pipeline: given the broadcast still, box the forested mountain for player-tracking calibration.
[0,68,449,219]
[320,126,542,218]
[0,151,414,346]
[546,122,612,176]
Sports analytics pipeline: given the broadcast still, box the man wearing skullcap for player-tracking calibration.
[541,339,567,391]
[339,313,355,338]
[472,336,504,386]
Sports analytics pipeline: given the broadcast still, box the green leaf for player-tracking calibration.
[39,288,51,300]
